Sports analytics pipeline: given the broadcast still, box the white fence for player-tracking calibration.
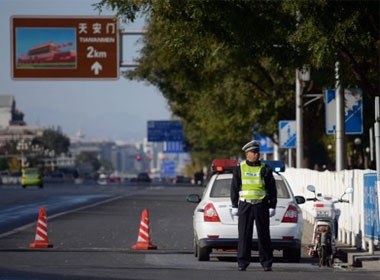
[282,168,379,250]
[1,175,21,184]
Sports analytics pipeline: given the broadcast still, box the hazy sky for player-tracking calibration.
[0,0,171,141]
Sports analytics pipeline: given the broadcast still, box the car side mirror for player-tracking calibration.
[344,187,354,195]
[295,195,306,205]
[186,194,201,203]
[307,185,316,193]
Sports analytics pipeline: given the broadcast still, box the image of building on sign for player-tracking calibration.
[16,28,76,69]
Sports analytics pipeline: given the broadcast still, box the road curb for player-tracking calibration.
[337,246,380,270]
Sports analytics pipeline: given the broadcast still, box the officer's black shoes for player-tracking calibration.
[263,267,272,271]
[237,266,271,271]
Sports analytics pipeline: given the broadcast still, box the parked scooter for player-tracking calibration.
[306,185,353,267]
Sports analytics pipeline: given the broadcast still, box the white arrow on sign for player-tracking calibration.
[91,61,103,75]
[259,138,266,146]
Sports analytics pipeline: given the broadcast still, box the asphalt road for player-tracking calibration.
[0,182,378,280]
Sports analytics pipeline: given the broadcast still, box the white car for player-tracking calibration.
[187,159,306,262]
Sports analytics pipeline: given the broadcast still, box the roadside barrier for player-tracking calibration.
[131,209,157,250]
[283,168,379,251]
[29,207,53,248]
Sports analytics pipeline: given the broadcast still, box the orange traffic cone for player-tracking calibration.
[131,209,157,250]
[29,207,53,248]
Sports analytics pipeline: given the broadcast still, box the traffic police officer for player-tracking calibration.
[230,140,277,271]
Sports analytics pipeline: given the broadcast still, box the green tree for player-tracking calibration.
[95,0,379,168]
[75,151,102,177]
[37,127,70,155]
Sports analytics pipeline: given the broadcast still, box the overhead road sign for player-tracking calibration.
[163,141,186,153]
[279,120,296,148]
[147,120,184,142]
[11,16,119,80]
[325,88,363,135]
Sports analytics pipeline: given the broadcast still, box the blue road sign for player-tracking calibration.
[325,88,363,135]
[279,120,296,148]
[256,135,274,153]
[163,141,185,153]
[363,173,379,240]
[147,120,184,142]
[161,161,176,178]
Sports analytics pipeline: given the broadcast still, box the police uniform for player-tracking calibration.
[230,140,277,271]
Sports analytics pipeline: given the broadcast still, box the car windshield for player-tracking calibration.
[210,178,290,198]
[138,173,149,179]
[24,169,39,175]
[210,178,231,197]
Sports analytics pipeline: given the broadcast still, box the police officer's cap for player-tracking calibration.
[242,140,260,152]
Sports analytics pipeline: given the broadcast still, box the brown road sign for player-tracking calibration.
[11,16,119,80]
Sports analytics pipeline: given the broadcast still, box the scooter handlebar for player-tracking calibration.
[306,198,317,201]
[339,199,350,203]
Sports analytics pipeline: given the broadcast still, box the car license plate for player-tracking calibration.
[316,210,329,218]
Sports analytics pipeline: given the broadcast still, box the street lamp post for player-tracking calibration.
[43,149,56,171]
[16,139,29,169]
[335,61,346,171]
[296,65,311,168]
[296,68,303,168]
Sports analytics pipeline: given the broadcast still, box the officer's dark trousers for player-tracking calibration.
[237,201,273,268]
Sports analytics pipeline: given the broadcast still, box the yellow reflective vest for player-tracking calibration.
[239,162,266,200]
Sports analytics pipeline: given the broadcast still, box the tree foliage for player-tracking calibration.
[37,127,70,155]
[96,0,379,168]
[75,151,102,174]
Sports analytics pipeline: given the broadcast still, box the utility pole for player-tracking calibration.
[296,69,303,168]
[335,61,346,171]
[375,97,380,181]
[296,66,313,168]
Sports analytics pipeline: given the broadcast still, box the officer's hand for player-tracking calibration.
[231,208,239,216]
[269,208,276,217]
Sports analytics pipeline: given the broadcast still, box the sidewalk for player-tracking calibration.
[303,220,380,270]
[337,245,380,270]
